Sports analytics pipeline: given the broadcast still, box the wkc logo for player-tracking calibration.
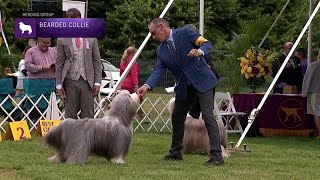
[14,18,105,38]
[14,18,37,38]
[278,99,305,128]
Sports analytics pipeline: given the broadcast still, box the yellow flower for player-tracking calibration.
[246,66,252,73]
[257,55,264,63]
[246,49,255,60]
[255,64,264,72]
[240,48,276,81]
[244,73,250,79]
[240,58,249,67]
[241,65,248,74]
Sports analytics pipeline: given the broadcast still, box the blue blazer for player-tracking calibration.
[145,25,219,101]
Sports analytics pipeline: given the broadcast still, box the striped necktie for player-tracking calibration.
[166,40,177,58]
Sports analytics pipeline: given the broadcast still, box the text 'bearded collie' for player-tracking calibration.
[45,90,141,165]
[168,98,230,158]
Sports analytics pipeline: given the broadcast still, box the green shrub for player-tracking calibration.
[0,48,21,77]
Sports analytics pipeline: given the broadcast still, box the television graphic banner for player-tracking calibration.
[14,18,105,38]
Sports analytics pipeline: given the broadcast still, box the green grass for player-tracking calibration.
[0,132,319,180]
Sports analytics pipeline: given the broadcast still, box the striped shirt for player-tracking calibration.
[25,46,56,79]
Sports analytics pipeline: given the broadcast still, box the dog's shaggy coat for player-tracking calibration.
[45,90,140,165]
[167,98,230,157]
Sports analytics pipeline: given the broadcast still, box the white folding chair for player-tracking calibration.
[215,92,245,134]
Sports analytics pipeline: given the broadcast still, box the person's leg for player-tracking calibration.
[189,96,201,119]
[197,88,223,165]
[165,86,194,160]
[79,78,94,119]
[64,78,80,119]
[189,89,215,119]
[314,116,320,136]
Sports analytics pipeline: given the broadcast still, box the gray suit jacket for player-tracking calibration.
[55,38,102,89]
[302,60,320,97]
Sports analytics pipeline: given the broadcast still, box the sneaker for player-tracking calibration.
[162,154,183,161]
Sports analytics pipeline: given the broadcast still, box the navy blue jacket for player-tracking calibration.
[145,25,219,100]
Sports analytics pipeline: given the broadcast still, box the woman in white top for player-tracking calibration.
[15,45,32,96]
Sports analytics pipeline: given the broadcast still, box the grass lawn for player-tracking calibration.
[0,132,319,180]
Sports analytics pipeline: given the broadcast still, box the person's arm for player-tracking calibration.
[185,25,212,57]
[55,38,65,89]
[55,38,67,101]
[301,64,314,97]
[25,49,44,72]
[92,38,102,85]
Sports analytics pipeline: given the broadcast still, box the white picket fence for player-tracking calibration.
[0,93,175,134]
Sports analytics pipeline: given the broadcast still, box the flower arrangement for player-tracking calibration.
[239,48,277,92]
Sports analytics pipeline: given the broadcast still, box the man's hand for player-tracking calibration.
[134,85,139,93]
[58,88,66,102]
[187,49,202,57]
[42,66,51,71]
[93,85,100,97]
[137,85,148,97]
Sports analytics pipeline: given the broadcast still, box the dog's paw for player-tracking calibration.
[48,155,61,163]
[111,156,125,164]
[221,145,230,158]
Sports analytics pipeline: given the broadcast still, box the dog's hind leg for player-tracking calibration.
[110,155,125,164]
[65,147,89,165]
[65,140,90,165]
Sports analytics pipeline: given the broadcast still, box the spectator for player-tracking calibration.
[120,46,139,93]
[295,47,308,77]
[302,50,320,136]
[55,8,102,119]
[25,38,56,79]
[272,42,302,93]
[15,45,32,96]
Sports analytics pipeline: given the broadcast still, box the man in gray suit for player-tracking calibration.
[55,8,102,119]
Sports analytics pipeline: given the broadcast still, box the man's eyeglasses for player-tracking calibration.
[39,39,51,45]
[150,25,161,36]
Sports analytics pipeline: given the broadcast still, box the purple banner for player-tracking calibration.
[15,18,105,38]
[233,93,315,130]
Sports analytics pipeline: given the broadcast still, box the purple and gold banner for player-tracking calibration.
[233,93,316,137]
[14,18,105,38]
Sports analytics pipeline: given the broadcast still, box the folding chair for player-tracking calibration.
[215,92,246,134]
[100,70,117,95]
[0,78,15,124]
[22,79,56,130]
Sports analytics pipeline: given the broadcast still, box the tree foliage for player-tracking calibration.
[1,0,320,88]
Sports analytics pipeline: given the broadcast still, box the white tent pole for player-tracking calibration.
[85,0,88,18]
[235,0,320,149]
[308,0,313,65]
[258,0,291,48]
[106,0,175,101]
[1,31,11,55]
[199,0,204,35]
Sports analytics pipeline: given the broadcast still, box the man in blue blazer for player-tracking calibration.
[137,18,223,166]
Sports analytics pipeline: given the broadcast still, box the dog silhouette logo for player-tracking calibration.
[278,99,305,128]
[19,22,33,34]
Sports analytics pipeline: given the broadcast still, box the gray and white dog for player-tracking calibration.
[45,90,141,165]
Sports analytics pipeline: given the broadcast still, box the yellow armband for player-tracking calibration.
[195,36,208,46]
